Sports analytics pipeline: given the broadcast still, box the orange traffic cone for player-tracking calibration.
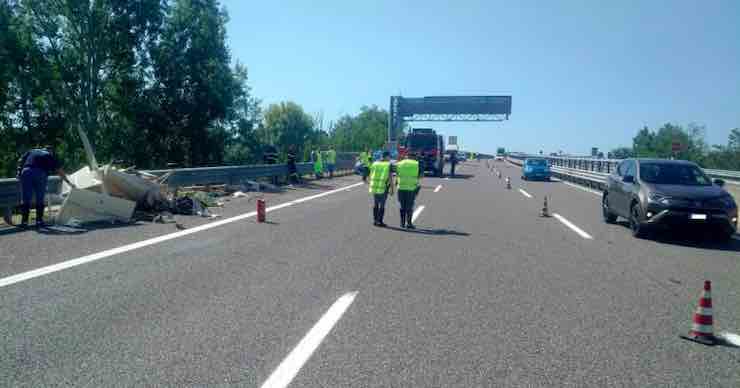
[681,280,716,345]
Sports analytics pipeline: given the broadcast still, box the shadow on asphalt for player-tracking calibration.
[614,221,740,252]
[292,181,339,191]
[34,221,144,235]
[384,225,470,236]
[444,174,475,180]
[0,225,28,236]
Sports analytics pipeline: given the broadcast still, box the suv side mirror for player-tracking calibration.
[623,175,635,183]
[713,178,725,187]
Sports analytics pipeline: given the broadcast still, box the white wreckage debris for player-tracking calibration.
[58,164,168,225]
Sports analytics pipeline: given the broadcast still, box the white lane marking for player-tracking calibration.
[518,189,533,199]
[412,205,426,222]
[558,180,602,196]
[444,177,450,181]
[717,331,740,347]
[434,185,442,193]
[0,182,365,289]
[260,292,358,388]
[552,213,594,240]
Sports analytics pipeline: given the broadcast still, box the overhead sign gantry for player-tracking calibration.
[388,95,512,143]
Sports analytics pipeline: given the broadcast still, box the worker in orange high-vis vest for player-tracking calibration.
[368,151,394,227]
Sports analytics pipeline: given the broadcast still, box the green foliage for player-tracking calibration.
[0,1,452,176]
[329,105,388,152]
[608,147,633,159]
[621,123,739,170]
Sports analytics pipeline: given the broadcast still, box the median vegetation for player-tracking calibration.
[0,1,388,178]
[610,124,740,170]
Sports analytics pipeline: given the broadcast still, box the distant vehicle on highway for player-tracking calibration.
[602,159,738,241]
[494,155,505,161]
[399,128,445,177]
[521,158,551,181]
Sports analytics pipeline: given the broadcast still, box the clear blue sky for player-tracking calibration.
[222,0,740,155]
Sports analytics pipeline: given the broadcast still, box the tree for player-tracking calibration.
[223,62,262,165]
[632,126,656,157]
[609,147,633,159]
[328,105,388,152]
[151,0,238,166]
[25,0,167,166]
[262,101,316,159]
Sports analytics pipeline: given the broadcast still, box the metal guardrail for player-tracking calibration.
[507,153,740,186]
[1,156,357,223]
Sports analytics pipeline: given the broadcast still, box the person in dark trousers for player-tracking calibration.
[396,152,422,229]
[286,145,300,184]
[449,151,458,177]
[16,145,75,227]
[368,151,394,227]
[262,144,279,185]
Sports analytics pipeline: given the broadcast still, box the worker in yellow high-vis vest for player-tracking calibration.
[358,150,371,182]
[312,149,323,179]
[396,152,422,229]
[368,151,394,227]
[325,148,337,178]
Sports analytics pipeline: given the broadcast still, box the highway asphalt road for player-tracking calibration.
[1,161,739,387]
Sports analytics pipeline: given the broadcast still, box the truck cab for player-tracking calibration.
[399,128,445,177]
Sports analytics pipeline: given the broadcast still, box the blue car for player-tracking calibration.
[522,158,551,181]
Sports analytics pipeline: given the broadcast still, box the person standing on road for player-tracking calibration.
[325,147,337,178]
[262,144,280,185]
[396,152,421,229]
[358,149,371,182]
[369,151,394,227]
[449,151,458,178]
[286,145,300,184]
[16,145,75,228]
[312,149,323,179]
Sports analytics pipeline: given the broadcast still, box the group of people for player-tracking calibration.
[367,151,421,229]
[264,144,301,184]
[311,148,337,179]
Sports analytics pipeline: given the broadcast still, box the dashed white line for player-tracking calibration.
[518,189,533,199]
[434,185,442,193]
[0,181,365,289]
[556,179,602,196]
[260,292,358,388]
[552,213,594,240]
[412,205,426,222]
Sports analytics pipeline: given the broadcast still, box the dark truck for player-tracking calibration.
[399,128,445,177]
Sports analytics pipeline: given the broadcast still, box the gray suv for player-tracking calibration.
[602,159,738,241]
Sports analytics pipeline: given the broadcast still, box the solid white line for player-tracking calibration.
[559,180,602,196]
[0,182,365,289]
[434,185,442,193]
[552,213,594,240]
[518,189,533,199]
[412,205,426,222]
[260,292,358,388]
